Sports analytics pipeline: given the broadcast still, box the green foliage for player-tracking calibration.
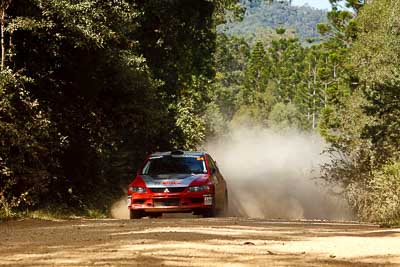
[219,1,328,45]
[204,102,228,139]
[0,0,238,218]
[212,0,400,224]
[268,102,304,130]
[351,0,400,98]
[134,0,217,149]
[246,41,270,97]
[318,0,400,223]
[211,34,250,124]
[317,23,331,35]
[275,27,286,35]
[230,92,274,127]
[3,0,399,225]
[174,85,206,150]
[213,31,341,131]
[37,0,139,48]
[0,69,53,218]
[349,162,400,223]
[320,91,373,184]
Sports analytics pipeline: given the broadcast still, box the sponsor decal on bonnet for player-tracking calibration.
[142,174,204,188]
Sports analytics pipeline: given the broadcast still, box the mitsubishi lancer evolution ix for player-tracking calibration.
[127,150,228,219]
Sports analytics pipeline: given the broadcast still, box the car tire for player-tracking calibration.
[219,191,229,217]
[129,210,143,219]
[202,208,216,218]
[192,209,203,216]
[202,202,217,218]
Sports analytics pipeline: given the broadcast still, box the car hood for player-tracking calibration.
[141,174,207,188]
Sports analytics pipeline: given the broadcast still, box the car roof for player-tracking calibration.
[150,150,206,157]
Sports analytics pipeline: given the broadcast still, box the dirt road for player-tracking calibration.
[1,217,399,266]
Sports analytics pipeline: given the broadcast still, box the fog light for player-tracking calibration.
[129,186,146,193]
[188,185,210,192]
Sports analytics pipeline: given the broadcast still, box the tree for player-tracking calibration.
[1,0,240,216]
[268,102,303,130]
[318,0,400,222]
[0,0,12,70]
[351,0,400,164]
[210,34,250,123]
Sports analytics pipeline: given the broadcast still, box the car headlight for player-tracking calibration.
[188,185,210,192]
[129,186,146,193]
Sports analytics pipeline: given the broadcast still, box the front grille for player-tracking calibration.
[150,187,186,193]
[133,199,145,204]
[190,198,203,204]
[153,198,180,207]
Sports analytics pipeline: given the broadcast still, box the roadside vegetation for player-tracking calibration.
[1,0,399,225]
[0,0,238,219]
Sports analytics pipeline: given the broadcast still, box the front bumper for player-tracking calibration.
[128,191,213,213]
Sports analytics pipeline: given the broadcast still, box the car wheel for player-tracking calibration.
[129,210,143,219]
[219,191,229,217]
[202,208,216,218]
[202,202,217,218]
[192,209,202,216]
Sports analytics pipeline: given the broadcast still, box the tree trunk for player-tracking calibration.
[312,88,316,129]
[1,7,5,71]
[0,0,12,71]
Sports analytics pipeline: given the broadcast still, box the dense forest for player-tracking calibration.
[219,0,328,45]
[1,0,400,224]
[0,0,237,217]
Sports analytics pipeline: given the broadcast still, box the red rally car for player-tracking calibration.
[128,150,228,219]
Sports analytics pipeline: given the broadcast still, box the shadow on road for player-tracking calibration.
[0,218,399,266]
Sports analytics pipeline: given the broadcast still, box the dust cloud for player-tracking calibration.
[206,126,354,220]
[111,126,353,220]
[111,197,129,219]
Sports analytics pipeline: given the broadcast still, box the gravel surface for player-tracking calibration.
[1,217,399,266]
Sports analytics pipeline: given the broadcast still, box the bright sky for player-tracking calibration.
[292,0,332,10]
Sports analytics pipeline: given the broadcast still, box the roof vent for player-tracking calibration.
[171,150,184,155]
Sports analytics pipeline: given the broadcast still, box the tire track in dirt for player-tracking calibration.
[0,218,399,266]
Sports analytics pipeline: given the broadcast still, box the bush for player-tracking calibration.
[268,102,305,130]
[0,70,52,218]
[349,162,400,223]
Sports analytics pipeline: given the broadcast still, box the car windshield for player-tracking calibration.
[141,156,207,175]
